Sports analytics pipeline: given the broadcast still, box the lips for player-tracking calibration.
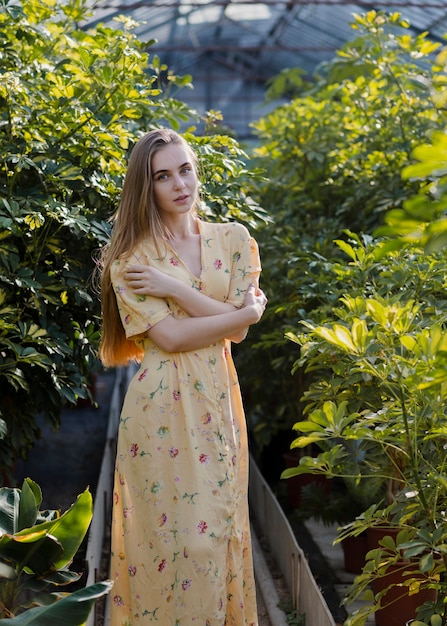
[174,194,189,202]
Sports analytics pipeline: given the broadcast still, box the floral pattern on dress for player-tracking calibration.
[109,220,261,625]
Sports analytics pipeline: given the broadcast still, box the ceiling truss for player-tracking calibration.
[86,1,447,137]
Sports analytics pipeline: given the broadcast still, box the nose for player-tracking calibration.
[173,174,186,190]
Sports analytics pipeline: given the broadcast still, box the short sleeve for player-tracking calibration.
[225,223,262,308]
[110,257,171,340]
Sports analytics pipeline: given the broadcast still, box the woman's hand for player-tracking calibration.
[124,264,177,298]
[147,283,268,353]
[243,283,268,324]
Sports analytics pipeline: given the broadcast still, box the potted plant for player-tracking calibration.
[282,444,334,509]
[235,9,447,470]
[0,477,112,623]
[293,475,385,574]
[281,236,447,626]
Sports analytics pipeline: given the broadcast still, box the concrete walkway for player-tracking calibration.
[304,519,375,625]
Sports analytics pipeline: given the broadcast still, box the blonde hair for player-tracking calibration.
[98,128,199,367]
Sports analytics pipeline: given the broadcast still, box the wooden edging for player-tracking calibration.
[249,455,336,626]
[85,366,133,626]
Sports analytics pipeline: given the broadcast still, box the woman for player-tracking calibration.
[99,128,267,626]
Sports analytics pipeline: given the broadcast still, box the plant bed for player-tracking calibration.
[249,456,337,626]
[257,464,373,624]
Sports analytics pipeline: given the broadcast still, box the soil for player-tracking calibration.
[255,527,295,625]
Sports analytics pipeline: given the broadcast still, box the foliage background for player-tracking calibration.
[3,2,447,503]
[235,11,447,471]
[4,4,447,624]
[0,0,266,480]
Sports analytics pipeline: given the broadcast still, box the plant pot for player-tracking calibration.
[371,562,436,626]
[366,527,436,626]
[282,450,332,509]
[366,525,399,551]
[341,533,368,574]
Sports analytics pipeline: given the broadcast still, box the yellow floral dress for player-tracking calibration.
[109,220,261,626]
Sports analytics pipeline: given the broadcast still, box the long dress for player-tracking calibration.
[109,219,261,626]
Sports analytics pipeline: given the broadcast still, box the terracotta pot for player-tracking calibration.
[366,525,399,551]
[371,562,436,626]
[341,533,368,574]
[282,450,332,509]
[367,527,436,626]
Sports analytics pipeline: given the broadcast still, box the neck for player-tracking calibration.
[163,215,198,240]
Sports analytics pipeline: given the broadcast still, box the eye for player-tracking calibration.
[181,166,192,174]
[156,173,169,181]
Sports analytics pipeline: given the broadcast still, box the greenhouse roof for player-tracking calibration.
[86,1,447,139]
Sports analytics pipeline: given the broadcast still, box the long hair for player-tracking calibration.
[98,128,200,367]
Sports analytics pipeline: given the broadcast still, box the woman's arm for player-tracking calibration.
[124,264,242,316]
[147,283,266,352]
[124,264,254,342]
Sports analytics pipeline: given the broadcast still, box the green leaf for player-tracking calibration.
[0,532,64,576]
[39,569,80,586]
[315,324,356,353]
[335,239,358,261]
[418,551,434,573]
[0,488,20,535]
[351,318,368,352]
[18,479,41,531]
[0,581,113,625]
[18,489,93,571]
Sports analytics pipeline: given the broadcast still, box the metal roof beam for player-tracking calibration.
[94,1,447,8]
[149,43,336,51]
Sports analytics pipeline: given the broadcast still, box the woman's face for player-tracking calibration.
[151,142,198,219]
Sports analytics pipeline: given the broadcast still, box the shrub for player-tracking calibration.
[0,0,266,478]
[238,11,447,458]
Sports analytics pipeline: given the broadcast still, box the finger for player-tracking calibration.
[126,264,146,273]
[126,267,147,277]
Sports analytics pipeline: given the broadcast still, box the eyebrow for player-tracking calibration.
[153,161,191,177]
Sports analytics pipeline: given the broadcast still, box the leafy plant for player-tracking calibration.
[0,0,267,479]
[379,126,447,253]
[0,477,112,623]
[278,599,306,625]
[236,10,447,458]
[0,0,190,475]
[282,234,447,626]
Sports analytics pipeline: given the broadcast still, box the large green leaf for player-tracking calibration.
[0,488,92,576]
[0,581,113,625]
[0,531,63,576]
[14,489,93,571]
[37,569,80,586]
[17,479,41,532]
[0,489,20,535]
